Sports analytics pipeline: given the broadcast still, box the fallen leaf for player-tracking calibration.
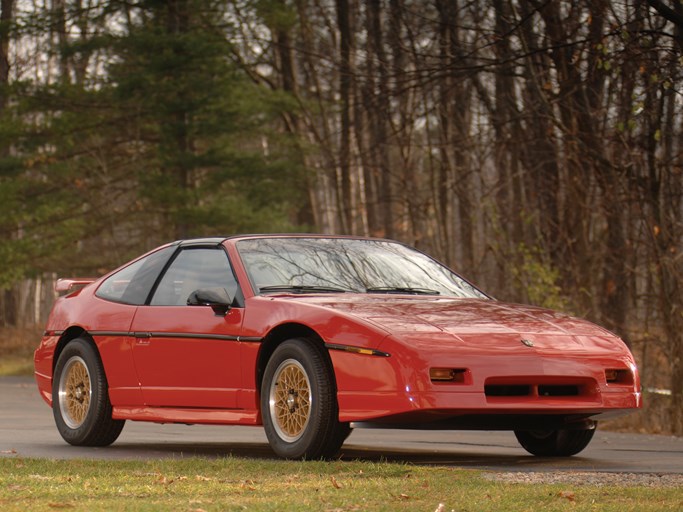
[48,503,73,509]
[558,490,575,501]
[240,481,256,491]
[434,504,447,512]
[30,474,52,480]
[399,493,410,500]
[330,476,342,489]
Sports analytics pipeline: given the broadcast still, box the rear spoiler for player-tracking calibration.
[55,278,97,294]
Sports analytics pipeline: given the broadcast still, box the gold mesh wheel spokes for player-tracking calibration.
[58,356,92,429]
[269,359,312,442]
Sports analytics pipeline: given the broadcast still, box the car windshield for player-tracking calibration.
[236,238,487,299]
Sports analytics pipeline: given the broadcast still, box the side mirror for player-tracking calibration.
[187,288,233,316]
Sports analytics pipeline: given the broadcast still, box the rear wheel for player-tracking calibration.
[52,337,125,446]
[261,338,349,459]
[514,427,595,457]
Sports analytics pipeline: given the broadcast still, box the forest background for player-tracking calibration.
[0,0,681,435]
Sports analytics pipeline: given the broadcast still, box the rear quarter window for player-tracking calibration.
[96,245,176,305]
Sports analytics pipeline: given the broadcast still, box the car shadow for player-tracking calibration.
[100,440,600,471]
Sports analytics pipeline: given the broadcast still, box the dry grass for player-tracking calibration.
[1,457,681,512]
[0,326,42,376]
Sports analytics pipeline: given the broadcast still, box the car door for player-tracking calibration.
[130,246,243,409]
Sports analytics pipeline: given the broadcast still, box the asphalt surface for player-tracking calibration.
[2,375,682,473]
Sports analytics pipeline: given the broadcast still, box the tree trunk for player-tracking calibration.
[0,0,14,326]
[368,0,393,238]
[165,0,193,240]
[336,0,353,233]
[0,0,12,100]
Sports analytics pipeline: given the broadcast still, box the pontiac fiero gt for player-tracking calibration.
[34,235,641,459]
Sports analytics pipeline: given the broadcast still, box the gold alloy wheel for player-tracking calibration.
[269,359,312,442]
[58,356,92,429]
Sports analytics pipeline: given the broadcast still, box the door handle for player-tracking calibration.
[133,332,152,345]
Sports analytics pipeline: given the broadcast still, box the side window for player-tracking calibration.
[96,246,175,305]
[150,248,238,306]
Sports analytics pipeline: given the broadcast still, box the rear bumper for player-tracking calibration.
[34,370,52,406]
[34,334,58,407]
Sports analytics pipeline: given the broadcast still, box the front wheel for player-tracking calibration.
[52,337,125,446]
[514,427,595,457]
[261,338,349,459]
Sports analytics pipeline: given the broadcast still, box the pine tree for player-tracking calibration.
[0,0,306,284]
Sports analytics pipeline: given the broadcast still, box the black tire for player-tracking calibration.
[52,337,125,446]
[514,427,596,457]
[261,337,348,459]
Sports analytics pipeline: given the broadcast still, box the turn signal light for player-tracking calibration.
[430,368,467,383]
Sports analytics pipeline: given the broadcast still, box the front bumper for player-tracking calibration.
[330,338,642,425]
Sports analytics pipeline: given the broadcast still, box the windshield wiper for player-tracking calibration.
[365,286,440,295]
[259,285,350,294]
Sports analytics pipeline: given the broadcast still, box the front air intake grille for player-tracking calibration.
[484,385,530,397]
[538,385,579,397]
[484,378,596,402]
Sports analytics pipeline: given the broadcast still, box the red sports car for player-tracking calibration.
[34,235,641,459]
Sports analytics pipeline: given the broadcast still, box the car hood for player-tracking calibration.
[283,295,625,352]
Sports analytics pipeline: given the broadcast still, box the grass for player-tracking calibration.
[0,326,41,376]
[0,457,681,511]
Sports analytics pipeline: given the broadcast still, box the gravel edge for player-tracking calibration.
[483,471,683,487]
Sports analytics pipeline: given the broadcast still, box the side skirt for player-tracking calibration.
[112,406,261,426]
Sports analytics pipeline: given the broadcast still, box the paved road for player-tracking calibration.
[2,376,682,473]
